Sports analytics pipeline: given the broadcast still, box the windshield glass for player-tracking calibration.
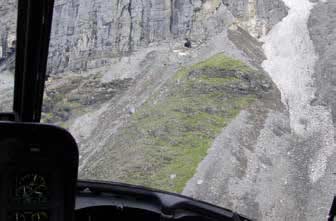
[40,0,336,220]
[0,0,16,112]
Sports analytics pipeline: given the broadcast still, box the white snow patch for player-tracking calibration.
[262,0,335,183]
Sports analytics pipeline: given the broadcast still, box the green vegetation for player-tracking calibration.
[41,75,133,127]
[175,53,253,80]
[119,54,258,193]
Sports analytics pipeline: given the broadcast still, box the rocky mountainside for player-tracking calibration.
[1,0,336,221]
[309,1,336,128]
[47,0,287,74]
[0,0,16,112]
[0,0,16,71]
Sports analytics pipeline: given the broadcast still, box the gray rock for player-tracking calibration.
[128,106,136,114]
[223,0,288,38]
[0,0,288,75]
[308,1,336,128]
[46,0,288,74]
[0,0,17,71]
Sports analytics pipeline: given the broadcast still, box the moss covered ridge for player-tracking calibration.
[101,53,264,193]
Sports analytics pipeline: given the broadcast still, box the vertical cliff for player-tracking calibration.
[0,0,17,71]
[0,0,288,74]
[224,0,288,38]
[47,0,287,74]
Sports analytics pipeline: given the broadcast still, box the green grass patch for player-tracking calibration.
[198,76,240,85]
[117,53,258,193]
[175,53,254,80]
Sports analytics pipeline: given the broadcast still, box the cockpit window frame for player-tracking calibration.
[11,0,55,122]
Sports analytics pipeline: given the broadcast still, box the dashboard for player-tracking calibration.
[0,122,78,221]
[74,181,249,221]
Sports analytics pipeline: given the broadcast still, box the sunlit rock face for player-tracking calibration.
[0,0,17,71]
[47,0,287,74]
[224,0,288,38]
[0,0,288,74]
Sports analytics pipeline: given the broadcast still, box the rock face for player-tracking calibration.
[0,0,288,74]
[224,0,288,38]
[47,0,287,74]
[0,0,17,71]
[309,1,336,128]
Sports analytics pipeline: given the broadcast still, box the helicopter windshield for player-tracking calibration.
[1,0,336,220]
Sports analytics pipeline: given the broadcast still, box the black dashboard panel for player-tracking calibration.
[75,181,251,221]
[0,122,78,221]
